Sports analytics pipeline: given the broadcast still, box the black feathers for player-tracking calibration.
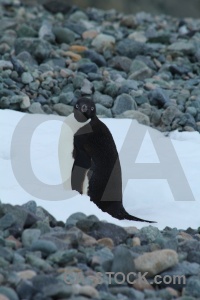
[71,98,155,223]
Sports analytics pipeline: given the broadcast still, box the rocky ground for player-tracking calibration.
[0,200,200,300]
[1,1,200,133]
[1,1,200,299]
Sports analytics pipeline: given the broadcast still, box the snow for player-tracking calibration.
[1,109,200,230]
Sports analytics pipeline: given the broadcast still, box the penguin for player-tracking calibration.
[71,97,155,223]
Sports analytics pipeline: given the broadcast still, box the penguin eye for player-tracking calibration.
[75,104,79,109]
[91,107,94,111]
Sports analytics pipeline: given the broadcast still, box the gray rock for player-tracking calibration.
[77,62,98,74]
[78,221,128,245]
[27,253,52,271]
[96,103,112,117]
[17,51,38,69]
[186,106,197,117]
[66,212,87,226]
[109,56,132,73]
[187,251,200,264]
[129,59,153,80]
[112,93,137,115]
[84,50,106,67]
[140,225,163,243]
[161,105,182,125]
[93,80,105,92]
[116,39,148,58]
[15,38,52,61]
[95,247,114,265]
[148,88,170,108]
[53,27,76,44]
[0,287,19,300]
[118,110,150,125]
[48,249,77,265]
[59,92,75,105]
[0,246,13,262]
[81,78,93,95]
[17,24,37,38]
[93,91,113,108]
[42,0,72,13]
[53,103,73,116]
[0,60,13,70]
[22,229,41,247]
[184,276,200,298]
[109,286,144,300]
[161,261,200,277]
[111,245,136,281]
[135,94,148,105]
[28,102,44,114]
[69,10,88,22]
[31,240,57,256]
[22,200,37,214]
[92,33,115,52]
[0,213,16,230]
[121,79,139,91]
[104,82,119,97]
[168,41,195,55]
[17,280,35,300]
[73,74,85,89]
[21,72,33,84]
[13,253,25,264]
[39,20,55,43]
[43,282,72,298]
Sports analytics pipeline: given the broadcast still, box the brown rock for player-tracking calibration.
[132,237,141,247]
[82,30,98,39]
[124,226,139,235]
[0,295,9,300]
[72,284,99,298]
[82,232,97,246]
[69,45,88,52]
[178,231,193,240]
[17,270,37,280]
[134,249,178,277]
[97,238,114,249]
[166,287,180,297]
[133,277,154,291]
[6,235,22,249]
[64,51,82,61]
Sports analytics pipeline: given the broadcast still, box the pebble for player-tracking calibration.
[53,27,76,44]
[91,33,115,52]
[28,102,44,114]
[53,103,73,116]
[0,287,19,300]
[77,62,98,74]
[97,237,114,249]
[17,270,37,280]
[72,284,99,298]
[134,249,179,277]
[31,240,57,256]
[22,228,41,247]
[118,110,150,125]
[112,94,137,116]
[20,95,31,109]
[0,60,13,70]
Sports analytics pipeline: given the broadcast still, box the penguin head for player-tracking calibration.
[74,98,96,122]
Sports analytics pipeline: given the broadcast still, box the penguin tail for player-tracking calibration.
[111,205,156,223]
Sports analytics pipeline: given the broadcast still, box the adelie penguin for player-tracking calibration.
[71,97,155,223]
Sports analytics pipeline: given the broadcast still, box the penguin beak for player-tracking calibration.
[81,104,88,113]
